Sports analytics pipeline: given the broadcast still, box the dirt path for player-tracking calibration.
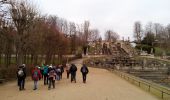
[0,59,159,100]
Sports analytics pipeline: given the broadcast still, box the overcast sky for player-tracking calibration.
[35,0,170,40]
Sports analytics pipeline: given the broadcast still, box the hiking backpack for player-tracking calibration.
[33,70,38,79]
[82,67,87,73]
[18,69,24,77]
[43,67,48,75]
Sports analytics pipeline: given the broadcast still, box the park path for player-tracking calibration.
[0,59,159,100]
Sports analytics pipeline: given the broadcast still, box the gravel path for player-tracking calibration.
[0,59,159,100]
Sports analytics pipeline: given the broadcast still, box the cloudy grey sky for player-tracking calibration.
[35,0,170,40]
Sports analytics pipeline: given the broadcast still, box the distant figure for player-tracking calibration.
[40,64,44,79]
[55,65,61,81]
[80,64,89,83]
[69,64,77,83]
[17,64,26,91]
[32,66,42,90]
[43,65,49,85]
[65,64,70,79]
[48,66,56,90]
[60,64,64,79]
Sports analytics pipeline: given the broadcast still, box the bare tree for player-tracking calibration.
[133,21,143,44]
[8,0,38,65]
[105,30,119,42]
[89,29,100,42]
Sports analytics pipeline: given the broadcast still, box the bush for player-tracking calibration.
[135,44,155,54]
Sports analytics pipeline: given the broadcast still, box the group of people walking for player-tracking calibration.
[17,63,89,91]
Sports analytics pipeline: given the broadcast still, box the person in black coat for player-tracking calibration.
[80,64,89,83]
[69,64,77,83]
[17,64,26,91]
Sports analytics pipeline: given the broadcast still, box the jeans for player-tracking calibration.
[34,81,38,90]
[18,78,25,90]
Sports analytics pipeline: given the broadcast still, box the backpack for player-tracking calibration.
[33,70,38,79]
[49,70,55,77]
[43,67,48,75]
[82,67,87,73]
[18,69,24,77]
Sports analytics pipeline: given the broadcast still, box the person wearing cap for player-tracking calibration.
[32,66,42,90]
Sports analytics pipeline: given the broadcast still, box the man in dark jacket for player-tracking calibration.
[80,64,89,83]
[69,64,77,83]
[17,64,26,91]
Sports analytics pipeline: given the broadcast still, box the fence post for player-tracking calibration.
[148,85,150,92]
[139,82,140,87]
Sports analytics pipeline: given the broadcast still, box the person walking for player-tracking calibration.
[55,65,61,81]
[48,65,56,90]
[22,64,26,90]
[65,63,70,79]
[80,64,89,83]
[17,65,26,91]
[69,64,77,83]
[60,64,64,79]
[43,65,49,85]
[32,66,42,90]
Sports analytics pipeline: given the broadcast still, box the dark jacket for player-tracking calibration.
[80,65,89,74]
[69,64,77,74]
[17,66,26,79]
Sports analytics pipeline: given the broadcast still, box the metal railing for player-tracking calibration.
[109,69,170,100]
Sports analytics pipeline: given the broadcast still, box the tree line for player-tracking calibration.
[134,21,170,55]
[0,0,105,67]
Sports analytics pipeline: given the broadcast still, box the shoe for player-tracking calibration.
[33,88,36,90]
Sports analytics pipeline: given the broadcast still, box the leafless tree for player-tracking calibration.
[133,21,143,44]
[105,30,119,43]
[8,0,38,65]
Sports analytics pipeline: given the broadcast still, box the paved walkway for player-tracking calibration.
[0,59,159,100]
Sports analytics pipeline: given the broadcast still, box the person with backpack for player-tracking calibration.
[80,64,89,83]
[17,65,26,91]
[32,66,42,90]
[43,65,49,85]
[55,65,61,81]
[69,64,77,83]
[48,65,56,90]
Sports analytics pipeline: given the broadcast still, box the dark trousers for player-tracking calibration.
[18,78,25,90]
[44,74,48,85]
[71,73,76,83]
[60,73,63,79]
[48,78,55,89]
[66,71,69,79]
[82,73,87,83]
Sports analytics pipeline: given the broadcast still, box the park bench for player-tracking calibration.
[0,79,5,83]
